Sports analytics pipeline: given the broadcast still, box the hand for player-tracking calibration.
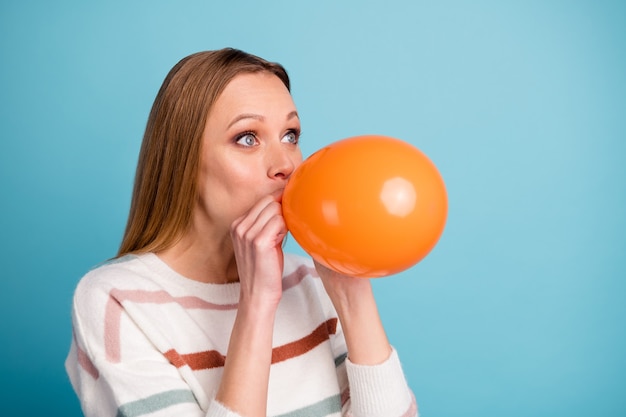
[313,260,373,300]
[230,195,287,309]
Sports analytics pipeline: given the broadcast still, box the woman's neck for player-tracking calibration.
[157,227,239,284]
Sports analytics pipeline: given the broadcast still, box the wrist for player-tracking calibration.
[237,294,280,322]
[323,278,374,315]
[238,281,282,311]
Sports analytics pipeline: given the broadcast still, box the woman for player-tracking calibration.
[66,48,418,417]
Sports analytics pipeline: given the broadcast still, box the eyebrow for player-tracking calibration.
[227,111,299,129]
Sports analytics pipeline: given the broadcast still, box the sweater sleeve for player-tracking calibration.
[205,401,244,417]
[344,348,418,417]
[65,271,241,417]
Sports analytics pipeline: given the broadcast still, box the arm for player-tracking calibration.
[315,261,418,417]
[314,261,391,365]
[215,196,287,417]
[214,300,277,417]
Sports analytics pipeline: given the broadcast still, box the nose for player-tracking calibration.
[267,144,300,180]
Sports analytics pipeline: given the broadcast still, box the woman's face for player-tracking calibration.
[196,71,302,232]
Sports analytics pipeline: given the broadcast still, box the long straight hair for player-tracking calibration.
[117,48,290,257]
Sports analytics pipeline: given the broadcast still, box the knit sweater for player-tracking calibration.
[66,252,418,417]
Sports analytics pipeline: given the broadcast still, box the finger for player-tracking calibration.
[231,195,276,236]
[231,199,283,245]
[237,203,285,249]
[255,212,288,247]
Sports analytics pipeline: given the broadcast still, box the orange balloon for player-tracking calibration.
[282,135,448,278]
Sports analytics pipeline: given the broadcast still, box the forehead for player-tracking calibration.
[210,72,295,120]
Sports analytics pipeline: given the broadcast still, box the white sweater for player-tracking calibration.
[66,253,417,417]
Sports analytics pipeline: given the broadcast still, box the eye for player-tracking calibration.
[281,130,299,145]
[235,132,258,147]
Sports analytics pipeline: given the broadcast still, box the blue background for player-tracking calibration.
[1,1,624,416]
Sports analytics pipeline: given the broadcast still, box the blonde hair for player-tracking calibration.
[118,48,290,256]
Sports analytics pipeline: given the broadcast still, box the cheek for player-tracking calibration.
[198,160,258,214]
[292,151,304,170]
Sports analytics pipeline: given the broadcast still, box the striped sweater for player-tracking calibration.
[66,252,418,417]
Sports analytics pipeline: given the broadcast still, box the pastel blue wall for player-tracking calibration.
[1,1,624,416]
